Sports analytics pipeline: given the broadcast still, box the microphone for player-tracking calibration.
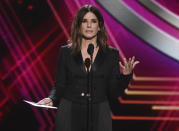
[84,58,91,69]
[87,43,94,56]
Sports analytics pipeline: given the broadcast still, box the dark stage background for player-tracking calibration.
[0,0,179,131]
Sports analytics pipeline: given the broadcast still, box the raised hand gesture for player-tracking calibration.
[119,56,139,75]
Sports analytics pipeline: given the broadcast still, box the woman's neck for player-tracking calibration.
[81,37,97,50]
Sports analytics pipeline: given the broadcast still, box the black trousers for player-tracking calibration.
[54,98,112,131]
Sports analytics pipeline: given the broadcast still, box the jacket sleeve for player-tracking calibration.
[108,49,132,98]
[48,46,67,105]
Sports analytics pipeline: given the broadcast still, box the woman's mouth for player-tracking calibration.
[86,30,93,33]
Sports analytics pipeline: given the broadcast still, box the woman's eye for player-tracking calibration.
[92,19,97,23]
[82,19,87,23]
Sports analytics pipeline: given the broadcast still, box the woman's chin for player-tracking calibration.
[82,34,97,40]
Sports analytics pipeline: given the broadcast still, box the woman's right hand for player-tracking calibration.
[37,98,53,106]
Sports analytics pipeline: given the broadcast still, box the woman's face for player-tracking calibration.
[80,12,99,39]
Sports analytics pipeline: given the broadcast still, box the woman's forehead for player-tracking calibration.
[83,12,97,19]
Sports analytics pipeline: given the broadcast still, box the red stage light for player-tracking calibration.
[27,5,34,10]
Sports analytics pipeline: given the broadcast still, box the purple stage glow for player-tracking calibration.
[0,0,179,130]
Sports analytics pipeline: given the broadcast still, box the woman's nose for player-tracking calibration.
[87,22,92,28]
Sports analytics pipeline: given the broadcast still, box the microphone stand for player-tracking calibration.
[84,56,93,131]
[85,43,94,131]
[89,54,93,131]
[84,58,91,131]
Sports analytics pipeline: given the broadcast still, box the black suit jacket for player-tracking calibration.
[49,44,132,105]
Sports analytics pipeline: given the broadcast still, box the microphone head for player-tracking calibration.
[87,43,94,56]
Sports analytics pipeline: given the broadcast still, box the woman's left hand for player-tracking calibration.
[119,56,139,75]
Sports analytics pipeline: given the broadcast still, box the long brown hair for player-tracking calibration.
[70,5,108,54]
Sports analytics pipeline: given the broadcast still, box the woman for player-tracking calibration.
[38,5,139,131]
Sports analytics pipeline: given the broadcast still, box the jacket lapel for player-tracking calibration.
[73,51,86,73]
[92,47,106,72]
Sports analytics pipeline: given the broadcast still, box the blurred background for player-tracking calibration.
[0,0,179,130]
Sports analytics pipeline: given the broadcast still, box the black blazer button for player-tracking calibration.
[81,92,85,96]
